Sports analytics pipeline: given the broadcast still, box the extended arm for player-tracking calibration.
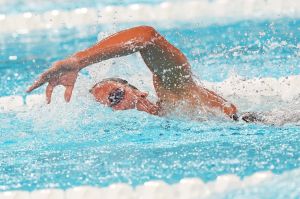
[74,25,192,87]
[74,26,189,69]
[27,26,191,103]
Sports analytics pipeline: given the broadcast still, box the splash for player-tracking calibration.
[1,73,300,125]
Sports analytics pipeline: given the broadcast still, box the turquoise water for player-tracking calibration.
[0,0,165,14]
[0,18,300,195]
[1,109,300,191]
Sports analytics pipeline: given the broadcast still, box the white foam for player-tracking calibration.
[136,181,175,199]
[0,191,30,199]
[100,184,135,199]
[242,171,274,186]
[0,95,24,112]
[0,168,298,199]
[30,189,64,199]
[0,0,300,33]
[65,186,102,199]
[25,94,45,108]
[202,74,300,111]
[174,178,209,199]
[1,74,300,123]
[209,174,241,193]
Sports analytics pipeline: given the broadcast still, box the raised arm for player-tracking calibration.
[74,26,192,87]
[27,26,191,103]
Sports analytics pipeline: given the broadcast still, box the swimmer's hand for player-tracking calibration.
[26,58,80,104]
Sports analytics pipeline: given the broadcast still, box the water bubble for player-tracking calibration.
[9,55,17,60]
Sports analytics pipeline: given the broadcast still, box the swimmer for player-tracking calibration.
[27,26,254,121]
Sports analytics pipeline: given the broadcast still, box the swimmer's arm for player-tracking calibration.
[27,26,191,103]
[200,87,238,119]
[73,26,161,68]
[72,26,238,117]
[28,26,179,103]
[72,26,190,75]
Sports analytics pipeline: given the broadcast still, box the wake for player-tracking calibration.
[203,74,300,125]
[1,71,299,125]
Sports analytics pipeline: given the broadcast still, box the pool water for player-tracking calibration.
[0,3,300,197]
[0,0,165,14]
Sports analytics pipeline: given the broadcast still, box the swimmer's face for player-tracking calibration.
[90,81,159,115]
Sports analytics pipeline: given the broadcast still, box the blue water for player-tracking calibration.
[0,18,300,194]
[0,0,165,14]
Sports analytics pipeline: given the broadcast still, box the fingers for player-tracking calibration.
[64,85,74,102]
[46,84,74,104]
[46,84,54,104]
[26,73,49,93]
[27,78,46,93]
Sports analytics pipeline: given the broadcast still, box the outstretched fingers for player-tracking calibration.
[64,85,74,102]
[46,84,54,104]
[26,70,52,93]
[27,77,46,93]
[26,64,77,103]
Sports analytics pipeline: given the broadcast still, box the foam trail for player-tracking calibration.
[203,74,300,109]
[0,168,299,199]
[1,0,300,33]
[202,74,300,125]
[1,74,300,124]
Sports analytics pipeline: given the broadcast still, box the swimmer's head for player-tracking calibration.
[90,78,159,115]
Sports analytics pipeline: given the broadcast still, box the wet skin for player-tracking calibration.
[27,26,237,119]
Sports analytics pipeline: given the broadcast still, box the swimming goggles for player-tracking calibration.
[108,88,125,107]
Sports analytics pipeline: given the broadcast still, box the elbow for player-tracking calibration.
[136,26,159,43]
